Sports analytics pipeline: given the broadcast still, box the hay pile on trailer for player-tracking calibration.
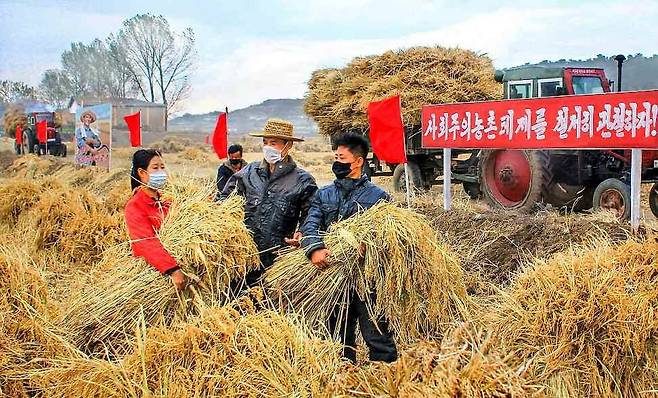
[487,238,658,397]
[266,202,471,343]
[304,46,502,137]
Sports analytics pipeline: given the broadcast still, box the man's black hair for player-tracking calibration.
[334,133,369,159]
[130,149,162,191]
[228,144,243,155]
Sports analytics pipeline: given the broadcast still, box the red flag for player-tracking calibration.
[15,125,22,145]
[367,95,407,164]
[124,111,141,147]
[36,120,47,144]
[212,112,228,159]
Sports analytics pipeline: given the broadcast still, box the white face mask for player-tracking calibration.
[263,145,282,164]
[148,171,168,190]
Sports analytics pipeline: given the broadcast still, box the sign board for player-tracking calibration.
[422,90,658,149]
[75,103,112,170]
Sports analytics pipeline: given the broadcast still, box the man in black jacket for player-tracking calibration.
[300,132,398,363]
[220,119,317,285]
[216,144,247,194]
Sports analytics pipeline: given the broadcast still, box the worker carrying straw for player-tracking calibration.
[300,132,398,363]
[219,119,318,286]
[125,149,186,290]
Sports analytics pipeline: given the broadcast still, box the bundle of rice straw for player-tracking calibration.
[487,238,658,397]
[0,179,42,225]
[39,307,342,397]
[325,323,541,398]
[266,202,471,343]
[60,182,259,354]
[304,46,502,137]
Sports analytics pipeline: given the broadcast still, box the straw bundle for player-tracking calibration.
[266,202,471,343]
[487,238,658,397]
[0,179,42,225]
[60,184,259,354]
[304,46,502,136]
[325,323,541,398]
[158,182,260,294]
[2,104,27,137]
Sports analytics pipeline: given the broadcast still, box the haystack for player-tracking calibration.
[325,323,541,398]
[266,202,471,343]
[60,184,260,354]
[304,46,502,137]
[487,238,658,397]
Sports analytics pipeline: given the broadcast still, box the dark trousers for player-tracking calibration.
[328,292,398,363]
[245,251,277,287]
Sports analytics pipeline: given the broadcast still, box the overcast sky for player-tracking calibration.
[1,0,657,114]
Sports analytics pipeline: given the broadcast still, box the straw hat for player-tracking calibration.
[80,110,97,123]
[249,118,305,142]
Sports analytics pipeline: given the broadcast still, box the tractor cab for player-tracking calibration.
[494,66,611,100]
[17,111,67,157]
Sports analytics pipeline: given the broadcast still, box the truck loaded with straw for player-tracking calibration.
[304,46,658,219]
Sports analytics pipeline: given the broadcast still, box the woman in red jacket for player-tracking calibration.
[125,149,186,290]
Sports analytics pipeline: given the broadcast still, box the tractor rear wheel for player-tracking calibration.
[648,182,658,218]
[480,150,552,212]
[593,178,631,220]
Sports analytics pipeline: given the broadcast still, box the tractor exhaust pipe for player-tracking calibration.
[614,54,626,92]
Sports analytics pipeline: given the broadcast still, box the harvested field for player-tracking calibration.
[1,150,657,397]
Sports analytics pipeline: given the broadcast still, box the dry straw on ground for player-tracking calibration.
[487,238,658,397]
[325,323,541,398]
[266,202,471,344]
[304,46,502,137]
[38,306,343,398]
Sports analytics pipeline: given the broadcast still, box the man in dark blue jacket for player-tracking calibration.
[300,133,398,363]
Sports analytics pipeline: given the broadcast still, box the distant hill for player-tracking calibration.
[524,54,658,91]
[169,98,319,136]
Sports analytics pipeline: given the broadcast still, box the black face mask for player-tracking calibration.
[229,158,242,166]
[332,161,353,179]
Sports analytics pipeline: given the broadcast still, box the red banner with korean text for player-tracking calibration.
[422,90,658,149]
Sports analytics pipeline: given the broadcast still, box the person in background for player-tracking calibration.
[220,119,317,286]
[300,132,398,363]
[215,144,247,195]
[124,149,186,290]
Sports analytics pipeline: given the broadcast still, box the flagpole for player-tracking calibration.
[225,106,229,156]
[400,97,411,208]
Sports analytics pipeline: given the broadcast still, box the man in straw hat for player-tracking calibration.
[300,132,398,363]
[75,110,102,150]
[220,118,318,286]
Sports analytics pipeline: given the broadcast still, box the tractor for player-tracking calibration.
[15,112,67,157]
[370,63,658,219]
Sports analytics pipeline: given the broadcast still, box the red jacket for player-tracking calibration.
[124,188,178,275]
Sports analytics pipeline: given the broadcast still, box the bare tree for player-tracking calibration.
[115,14,195,129]
[39,70,72,109]
[0,80,37,104]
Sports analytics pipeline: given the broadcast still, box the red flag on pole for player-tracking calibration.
[367,95,407,164]
[36,120,47,144]
[212,112,228,159]
[124,111,141,147]
[15,125,22,145]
